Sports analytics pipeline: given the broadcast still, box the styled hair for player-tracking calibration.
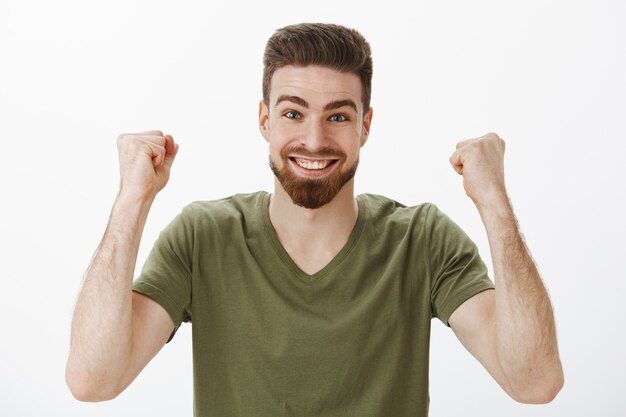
[262,23,373,111]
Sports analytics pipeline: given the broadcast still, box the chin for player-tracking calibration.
[270,156,358,209]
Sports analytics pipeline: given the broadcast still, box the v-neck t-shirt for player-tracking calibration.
[133,191,494,417]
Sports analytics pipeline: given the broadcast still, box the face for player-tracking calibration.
[259,65,373,209]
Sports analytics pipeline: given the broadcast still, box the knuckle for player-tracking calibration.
[117,133,139,144]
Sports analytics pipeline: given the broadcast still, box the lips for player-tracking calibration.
[288,157,339,176]
[294,158,336,170]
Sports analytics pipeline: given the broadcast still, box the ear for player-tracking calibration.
[360,107,373,147]
[259,100,270,142]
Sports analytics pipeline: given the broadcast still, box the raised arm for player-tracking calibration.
[447,133,564,403]
[66,131,178,401]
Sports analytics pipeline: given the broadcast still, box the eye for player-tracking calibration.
[284,111,301,120]
[329,114,347,122]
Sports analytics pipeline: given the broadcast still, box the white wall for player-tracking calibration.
[1,0,624,416]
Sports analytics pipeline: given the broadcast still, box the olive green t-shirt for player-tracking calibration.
[133,192,494,417]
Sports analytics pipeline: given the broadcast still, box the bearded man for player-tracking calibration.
[66,23,563,416]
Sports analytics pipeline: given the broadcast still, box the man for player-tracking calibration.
[66,23,563,416]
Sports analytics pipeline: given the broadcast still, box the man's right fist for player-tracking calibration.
[116,130,179,200]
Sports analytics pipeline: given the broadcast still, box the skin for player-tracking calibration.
[259,65,372,274]
[66,65,563,404]
[448,134,564,402]
[65,131,178,401]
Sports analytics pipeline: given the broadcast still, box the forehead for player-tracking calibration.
[270,65,363,111]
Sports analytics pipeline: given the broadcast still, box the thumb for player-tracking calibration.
[449,150,464,175]
[163,135,179,168]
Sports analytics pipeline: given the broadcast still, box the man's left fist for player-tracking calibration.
[450,132,507,207]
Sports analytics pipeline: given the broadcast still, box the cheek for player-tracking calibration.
[267,124,300,154]
[349,145,361,161]
[271,121,301,141]
[267,134,288,163]
[335,124,363,144]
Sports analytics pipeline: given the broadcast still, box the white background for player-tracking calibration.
[1,0,624,416]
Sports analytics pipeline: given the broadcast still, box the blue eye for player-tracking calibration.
[329,114,347,122]
[285,111,301,120]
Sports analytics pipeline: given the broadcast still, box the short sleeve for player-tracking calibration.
[133,207,193,342]
[427,204,494,326]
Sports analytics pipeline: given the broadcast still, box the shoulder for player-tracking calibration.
[180,191,267,223]
[356,194,448,245]
[357,193,439,227]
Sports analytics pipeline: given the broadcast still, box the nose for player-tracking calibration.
[300,119,329,152]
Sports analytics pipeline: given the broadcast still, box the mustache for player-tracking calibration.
[280,145,346,160]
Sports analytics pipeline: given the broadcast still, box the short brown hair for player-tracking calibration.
[262,23,373,111]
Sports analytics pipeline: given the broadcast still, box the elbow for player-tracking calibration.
[65,364,122,402]
[509,368,565,404]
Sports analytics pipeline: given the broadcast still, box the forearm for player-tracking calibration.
[477,193,563,401]
[66,192,153,400]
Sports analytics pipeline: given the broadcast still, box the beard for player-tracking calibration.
[269,145,359,209]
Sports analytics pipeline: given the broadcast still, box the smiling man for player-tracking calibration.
[267,79,364,211]
[66,23,564,416]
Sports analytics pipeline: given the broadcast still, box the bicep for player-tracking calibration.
[119,292,176,390]
[448,289,513,394]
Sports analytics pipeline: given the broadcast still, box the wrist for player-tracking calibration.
[117,183,157,207]
[113,188,155,221]
[474,189,515,226]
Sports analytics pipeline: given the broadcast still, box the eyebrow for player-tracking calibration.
[323,99,358,113]
[275,95,308,108]
[274,95,358,113]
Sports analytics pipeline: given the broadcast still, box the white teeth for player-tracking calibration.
[296,158,332,170]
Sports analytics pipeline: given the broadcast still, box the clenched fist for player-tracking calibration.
[450,132,507,208]
[116,130,179,200]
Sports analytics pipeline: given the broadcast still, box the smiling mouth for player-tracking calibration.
[289,157,339,171]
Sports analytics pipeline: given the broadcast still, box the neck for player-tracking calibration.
[269,178,359,252]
